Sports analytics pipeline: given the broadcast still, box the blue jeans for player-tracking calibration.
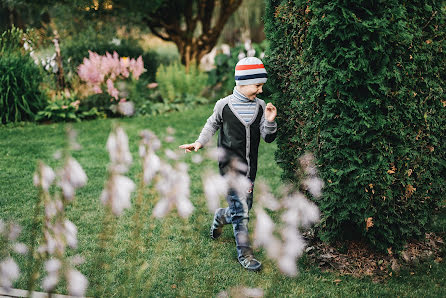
[221,184,254,259]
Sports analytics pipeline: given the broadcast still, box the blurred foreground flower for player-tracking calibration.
[153,162,193,218]
[101,126,135,216]
[251,153,323,276]
[31,127,89,297]
[0,220,27,290]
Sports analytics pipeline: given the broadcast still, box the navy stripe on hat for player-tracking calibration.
[234,73,268,81]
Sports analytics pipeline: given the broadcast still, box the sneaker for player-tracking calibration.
[238,255,262,271]
[210,208,226,239]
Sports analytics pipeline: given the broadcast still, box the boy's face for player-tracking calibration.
[238,83,264,100]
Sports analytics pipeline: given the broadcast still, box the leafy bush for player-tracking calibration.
[0,51,46,124]
[0,26,24,54]
[36,93,104,122]
[156,62,209,111]
[265,0,445,251]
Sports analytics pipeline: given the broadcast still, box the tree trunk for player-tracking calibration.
[147,0,243,71]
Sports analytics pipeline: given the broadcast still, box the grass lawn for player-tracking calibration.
[1,104,445,297]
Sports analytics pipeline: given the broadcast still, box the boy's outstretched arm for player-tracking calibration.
[178,98,225,153]
[179,142,202,153]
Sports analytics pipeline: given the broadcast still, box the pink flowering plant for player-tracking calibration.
[77,51,145,116]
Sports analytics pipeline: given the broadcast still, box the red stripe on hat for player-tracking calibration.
[235,64,265,70]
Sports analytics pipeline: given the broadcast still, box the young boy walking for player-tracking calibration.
[179,57,277,271]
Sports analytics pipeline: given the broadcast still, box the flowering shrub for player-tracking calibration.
[77,51,145,116]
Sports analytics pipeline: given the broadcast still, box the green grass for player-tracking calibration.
[1,104,445,297]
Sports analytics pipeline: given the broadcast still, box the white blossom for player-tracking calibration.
[191,154,203,164]
[106,127,132,173]
[152,198,170,218]
[238,52,246,60]
[13,243,28,254]
[244,39,252,51]
[42,274,59,292]
[206,147,226,161]
[45,199,63,219]
[100,175,135,216]
[33,163,55,191]
[0,257,20,289]
[302,177,324,198]
[154,162,193,218]
[278,255,298,276]
[221,44,231,56]
[42,259,61,291]
[242,287,264,297]
[7,223,21,241]
[117,101,135,116]
[64,220,78,249]
[45,258,62,273]
[203,172,228,212]
[254,208,281,260]
[143,151,161,185]
[164,135,175,143]
[66,269,88,297]
[44,231,57,254]
[299,152,317,176]
[59,158,87,201]
[165,149,179,160]
[247,48,256,57]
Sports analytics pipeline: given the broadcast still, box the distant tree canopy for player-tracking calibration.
[2,0,243,69]
[112,0,243,68]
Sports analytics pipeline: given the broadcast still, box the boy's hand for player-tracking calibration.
[179,142,202,153]
[265,103,277,122]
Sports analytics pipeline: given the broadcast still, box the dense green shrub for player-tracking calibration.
[265,0,445,251]
[156,62,209,111]
[0,47,46,124]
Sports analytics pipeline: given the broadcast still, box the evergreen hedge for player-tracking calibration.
[264,0,445,251]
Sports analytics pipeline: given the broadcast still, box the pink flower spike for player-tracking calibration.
[131,56,145,80]
[106,79,119,100]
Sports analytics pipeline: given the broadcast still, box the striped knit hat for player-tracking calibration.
[234,57,267,86]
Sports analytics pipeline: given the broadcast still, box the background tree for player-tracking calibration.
[112,0,243,68]
[265,0,445,251]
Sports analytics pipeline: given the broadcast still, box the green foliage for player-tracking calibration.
[156,62,209,111]
[36,94,104,123]
[265,0,446,251]
[0,26,24,53]
[0,51,46,124]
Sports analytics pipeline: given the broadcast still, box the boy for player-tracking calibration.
[179,57,277,271]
